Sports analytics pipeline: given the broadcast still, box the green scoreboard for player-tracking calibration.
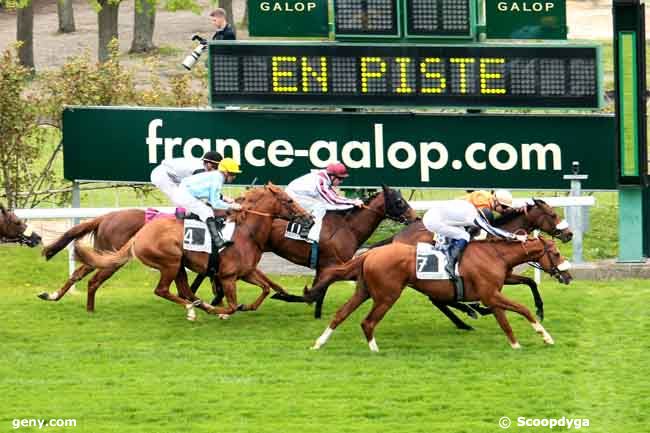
[209,41,601,108]
[225,0,603,109]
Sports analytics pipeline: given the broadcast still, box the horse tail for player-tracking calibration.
[73,237,135,269]
[364,235,394,250]
[42,215,105,261]
[303,254,368,303]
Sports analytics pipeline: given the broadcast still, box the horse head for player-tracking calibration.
[380,185,418,224]
[0,204,42,247]
[525,199,573,242]
[263,183,313,227]
[531,236,573,285]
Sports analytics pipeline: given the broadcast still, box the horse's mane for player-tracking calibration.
[232,184,284,224]
[494,208,525,226]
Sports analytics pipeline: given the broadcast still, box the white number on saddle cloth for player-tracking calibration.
[183,219,212,253]
[415,242,449,280]
[284,221,314,244]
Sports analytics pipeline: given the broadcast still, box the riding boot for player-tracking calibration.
[445,239,468,280]
[206,217,232,251]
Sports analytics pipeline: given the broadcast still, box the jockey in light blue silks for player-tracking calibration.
[422,191,527,282]
[285,162,364,243]
[177,158,242,250]
[150,151,223,205]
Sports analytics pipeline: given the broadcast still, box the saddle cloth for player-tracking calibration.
[284,221,313,244]
[415,242,458,280]
[183,219,235,253]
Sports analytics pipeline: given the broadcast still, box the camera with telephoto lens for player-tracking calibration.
[182,34,208,70]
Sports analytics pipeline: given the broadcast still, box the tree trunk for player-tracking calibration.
[241,0,248,29]
[57,0,76,33]
[130,0,156,53]
[220,0,234,27]
[16,1,34,70]
[97,0,120,62]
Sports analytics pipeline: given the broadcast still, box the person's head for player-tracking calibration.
[209,8,228,29]
[218,158,241,183]
[492,189,513,213]
[325,162,349,186]
[202,151,223,171]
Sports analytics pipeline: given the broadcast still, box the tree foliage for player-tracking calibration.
[0,40,208,207]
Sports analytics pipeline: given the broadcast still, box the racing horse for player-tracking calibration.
[305,198,572,328]
[261,185,418,318]
[39,209,146,311]
[73,184,312,320]
[0,204,41,247]
[311,236,572,352]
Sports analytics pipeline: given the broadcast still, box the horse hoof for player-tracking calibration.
[310,345,321,351]
[37,292,50,300]
[236,304,247,311]
[543,336,555,345]
[536,311,544,322]
[218,314,230,320]
[510,342,522,349]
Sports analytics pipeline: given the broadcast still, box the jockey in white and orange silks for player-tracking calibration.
[285,162,364,243]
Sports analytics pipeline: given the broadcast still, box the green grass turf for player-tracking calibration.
[1,245,648,433]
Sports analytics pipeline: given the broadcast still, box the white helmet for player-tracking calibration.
[494,189,513,207]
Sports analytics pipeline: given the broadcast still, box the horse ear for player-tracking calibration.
[381,184,389,193]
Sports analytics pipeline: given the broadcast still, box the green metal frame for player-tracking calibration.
[618,31,639,177]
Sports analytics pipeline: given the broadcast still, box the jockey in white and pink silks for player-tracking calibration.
[285,162,364,243]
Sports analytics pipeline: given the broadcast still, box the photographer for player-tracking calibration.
[210,8,236,40]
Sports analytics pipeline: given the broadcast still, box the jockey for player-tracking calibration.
[285,162,363,242]
[423,195,526,281]
[178,158,242,250]
[150,151,223,204]
[463,189,516,224]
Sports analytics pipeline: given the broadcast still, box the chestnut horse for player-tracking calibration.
[74,184,312,320]
[265,185,417,318]
[306,199,572,328]
[0,204,41,247]
[39,209,146,311]
[311,236,572,352]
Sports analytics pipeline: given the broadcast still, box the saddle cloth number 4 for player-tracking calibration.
[183,219,212,253]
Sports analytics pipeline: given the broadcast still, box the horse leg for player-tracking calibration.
[189,273,207,295]
[505,273,544,322]
[312,278,370,350]
[210,276,225,306]
[236,272,272,312]
[491,307,521,349]
[430,301,475,330]
[361,294,400,353]
[86,265,122,312]
[487,291,554,347]
[38,264,94,302]
[206,277,239,316]
[152,268,197,321]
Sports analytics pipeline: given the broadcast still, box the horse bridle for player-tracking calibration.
[364,193,411,225]
[528,205,569,239]
[524,239,566,279]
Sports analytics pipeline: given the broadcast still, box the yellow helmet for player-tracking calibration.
[218,158,242,174]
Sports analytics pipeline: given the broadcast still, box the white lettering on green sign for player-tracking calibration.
[260,1,317,12]
[496,2,555,12]
[146,119,563,182]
